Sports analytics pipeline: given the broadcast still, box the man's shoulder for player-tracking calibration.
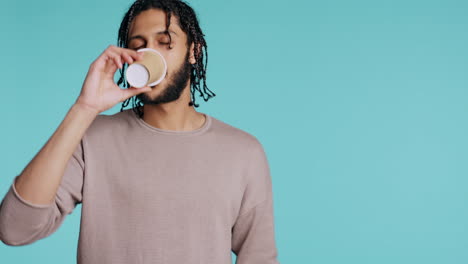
[85,108,133,137]
[209,115,263,150]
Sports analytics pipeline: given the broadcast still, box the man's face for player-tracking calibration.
[127,8,195,105]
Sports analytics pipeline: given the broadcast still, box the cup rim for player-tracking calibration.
[136,48,167,86]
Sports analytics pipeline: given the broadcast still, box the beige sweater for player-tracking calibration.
[0,108,280,264]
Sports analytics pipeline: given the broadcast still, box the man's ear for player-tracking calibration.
[189,42,201,64]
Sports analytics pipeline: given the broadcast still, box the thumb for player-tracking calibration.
[121,86,151,101]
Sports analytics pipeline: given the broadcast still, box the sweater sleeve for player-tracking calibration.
[0,139,85,246]
[231,139,280,264]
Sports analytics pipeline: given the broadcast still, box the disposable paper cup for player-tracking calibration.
[126,48,167,88]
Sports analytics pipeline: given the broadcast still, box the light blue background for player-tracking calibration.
[1,0,468,263]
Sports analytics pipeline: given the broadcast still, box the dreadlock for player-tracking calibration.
[116,0,216,118]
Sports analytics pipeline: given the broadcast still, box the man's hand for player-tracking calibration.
[75,45,152,113]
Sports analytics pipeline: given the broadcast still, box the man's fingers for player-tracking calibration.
[102,50,120,76]
[108,45,144,62]
[95,45,141,74]
[122,53,134,65]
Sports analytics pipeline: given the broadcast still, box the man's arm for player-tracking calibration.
[0,103,98,246]
[14,103,97,205]
[231,138,280,264]
[0,45,149,246]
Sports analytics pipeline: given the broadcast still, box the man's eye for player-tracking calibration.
[130,42,171,50]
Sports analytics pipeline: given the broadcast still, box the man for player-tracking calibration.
[0,0,280,263]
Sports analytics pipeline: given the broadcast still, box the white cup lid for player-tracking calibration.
[126,63,149,88]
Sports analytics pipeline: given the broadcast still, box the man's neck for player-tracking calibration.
[141,89,206,132]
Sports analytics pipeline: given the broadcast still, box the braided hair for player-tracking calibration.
[116,0,216,118]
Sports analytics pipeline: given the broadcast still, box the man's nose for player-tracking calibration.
[145,43,156,50]
[144,40,161,51]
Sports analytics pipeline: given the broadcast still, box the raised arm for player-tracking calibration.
[0,45,149,246]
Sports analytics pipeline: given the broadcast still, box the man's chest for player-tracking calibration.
[84,141,247,227]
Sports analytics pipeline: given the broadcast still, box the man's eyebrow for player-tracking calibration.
[129,30,178,41]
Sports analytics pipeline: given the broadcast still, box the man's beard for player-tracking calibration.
[136,50,192,105]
